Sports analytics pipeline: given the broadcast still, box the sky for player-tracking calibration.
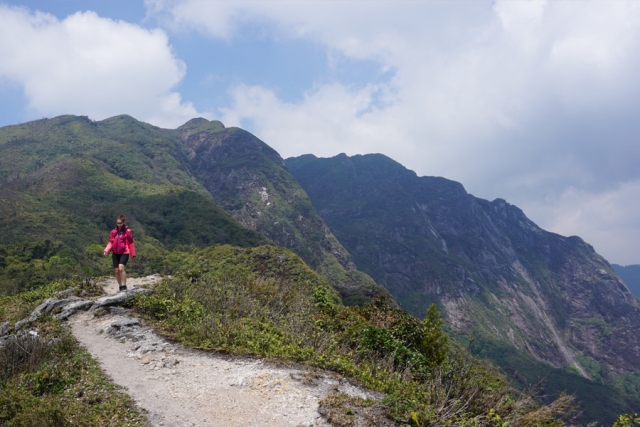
[1,1,640,265]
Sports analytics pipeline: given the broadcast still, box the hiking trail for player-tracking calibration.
[68,275,382,427]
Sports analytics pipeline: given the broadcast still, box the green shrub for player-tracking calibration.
[0,320,145,426]
[131,245,575,426]
[615,414,640,427]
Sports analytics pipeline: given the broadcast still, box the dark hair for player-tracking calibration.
[117,214,126,225]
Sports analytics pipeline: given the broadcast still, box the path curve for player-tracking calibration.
[70,275,378,427]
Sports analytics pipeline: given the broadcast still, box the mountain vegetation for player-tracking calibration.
[0,278,146,426]
[126,244,581,426]
[178,118,390,304]
[2,115,640,424]
[1,244,586,426]
[287,153,640,424]
[0,115,380,304]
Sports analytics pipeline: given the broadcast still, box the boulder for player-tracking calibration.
[29,297,80,322]
[14,318,29,331]
[92,288,152,310]
[55,300,95,320]
[111,318,140,328]
[92,293,126,310]
[28,298,56,322]
[0,321,10,336]
[104,318,141,336]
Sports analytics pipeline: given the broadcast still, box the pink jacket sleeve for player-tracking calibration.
[126,229,136,258]
[104,230,115,254]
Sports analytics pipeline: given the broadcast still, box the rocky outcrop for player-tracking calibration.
[29,297,81,321]
[0,286,153,349]
[91,287,152,310]
[56,300,96,320]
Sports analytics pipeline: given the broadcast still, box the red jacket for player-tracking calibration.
[104,226,136,257]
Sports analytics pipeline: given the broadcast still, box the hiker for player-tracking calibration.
[103,214,136,292]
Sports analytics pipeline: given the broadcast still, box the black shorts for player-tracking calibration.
[112,253,130,269]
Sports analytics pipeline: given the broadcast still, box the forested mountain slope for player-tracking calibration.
[287,153,640,422]
[0,115,267,293]
[0,115,385,304]
[178,118,389,303]
[286,153,640,373]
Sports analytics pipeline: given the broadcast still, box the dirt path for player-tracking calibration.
[70,275,377,427]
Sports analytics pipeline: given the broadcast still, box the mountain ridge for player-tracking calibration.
[286,152,640,374]
[286,152,640,422]
[613,264,640,297]
[177,121,390,303]
[3,114,640,423]
[0,115,386,304]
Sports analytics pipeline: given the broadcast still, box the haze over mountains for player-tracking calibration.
[2,114,640,423]
[613,264,640,298]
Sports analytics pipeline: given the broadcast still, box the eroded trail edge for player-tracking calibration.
[68,275,377,427]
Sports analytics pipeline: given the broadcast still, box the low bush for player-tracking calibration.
[0,320,145,427]
[0,276,146,426]
[132,245,577,426]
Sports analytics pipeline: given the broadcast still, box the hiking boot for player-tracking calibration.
[119,285,128,291]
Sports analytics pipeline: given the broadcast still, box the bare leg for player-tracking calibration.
[115,268,122,286]
[119,264,127,288]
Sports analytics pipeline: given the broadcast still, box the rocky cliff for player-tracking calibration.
[178,119,389,304]
[286,153,640,378]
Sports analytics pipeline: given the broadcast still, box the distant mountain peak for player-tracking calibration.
[286,152,640,380]
[178,117,225,133]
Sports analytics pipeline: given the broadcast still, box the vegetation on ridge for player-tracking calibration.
[131,245,578,426]
[0,114,384,306]
[286,152,640,425]
[0,279,146,426]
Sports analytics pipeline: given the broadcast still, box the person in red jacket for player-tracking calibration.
[103,214,136,292]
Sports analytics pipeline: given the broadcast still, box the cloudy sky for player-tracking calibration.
[1,0,639,265]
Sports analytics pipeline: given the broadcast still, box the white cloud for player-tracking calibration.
[494,0,547,55]
[220,82,404,158]
[146,0,640,171]
[522,181,640,265]
[148,0,640,262]
[0,5,208,127]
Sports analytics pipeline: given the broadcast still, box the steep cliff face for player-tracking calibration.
[179,119,390,304]
[286,153,640,376]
